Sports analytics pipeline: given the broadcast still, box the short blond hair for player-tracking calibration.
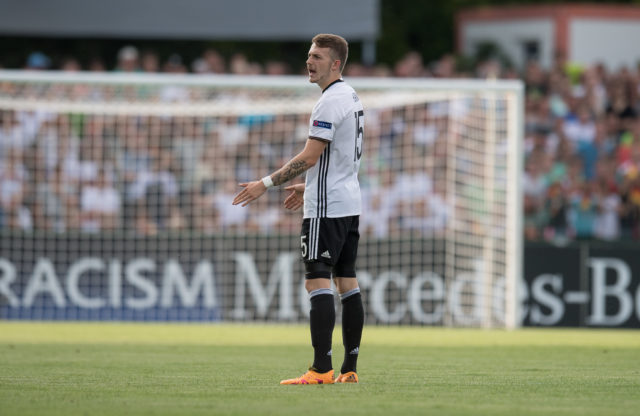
[311,34,348,72]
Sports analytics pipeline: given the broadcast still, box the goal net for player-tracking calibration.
[0,71,523,328]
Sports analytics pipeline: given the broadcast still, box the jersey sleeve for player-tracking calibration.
[308,95,345,142]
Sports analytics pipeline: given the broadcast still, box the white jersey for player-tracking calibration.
[304,79,363,219]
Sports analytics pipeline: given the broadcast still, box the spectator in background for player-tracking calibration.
[360,169,396,238]
[398,192,449,236]
[172,116,205,190]
[615,111,637,164]
[0,110,41,155]
[159,54,190,103]
[215,115,250,150]
[617,143,640,240]
[64,130,103,187]
[191,140,222,235]
[431,54,456,78]
[582,66,608,116]
[476,58,503,79]
[565,155,587,197]
[573,118,603,182]
[141,50,160,73]
[523,153,549,240]
[394,51,428,77]
[376,108,406,160]
[35,116,61,177]
[34,163,78,232]
[88,57,106,72]
[617,139,640,184]
[344,63,368,77]
[410,105,440,148]
[265,60,290,76]
[606,80,636,122]
[127,153,183,235]
[392,153,432,205]
[190,128,236,234]
[0,149,32,230]
[118,119,150,227]
[119,120,151,181]
[192,129,230,191]
[193,48,226,74]
[619,176,640,241]
[543,181,569,243]
[163,54,187,74]
[25,52,51,70]
[544,136,572,190]
[54,115,82,190]
[79,167,121,232]
[370,64,392,77]
[60,57,81,72]
[593,154,618,196]
[193,189,220,234]
[230,53,252,75]
[563,103,596,148]
[547,71,571,119]
[568,182,598,240]
[594,180,620,241]
[191,58,209,74]
[115,45,140,72]
[524,60,548,97]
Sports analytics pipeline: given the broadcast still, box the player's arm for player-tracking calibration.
[232,138,327,207]
[272,138,327,185]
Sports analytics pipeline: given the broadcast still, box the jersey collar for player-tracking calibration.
[322,78,344,94]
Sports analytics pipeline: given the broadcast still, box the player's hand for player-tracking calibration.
[284,184,305,211]
[232,180,267,207]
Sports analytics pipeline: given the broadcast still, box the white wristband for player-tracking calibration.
[261,175,274,189]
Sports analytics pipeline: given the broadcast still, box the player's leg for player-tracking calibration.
[280,263,335,385]
[333,276,363,383]
[281,219,336,385]
[305,265,335,374]
[333,216,363,383]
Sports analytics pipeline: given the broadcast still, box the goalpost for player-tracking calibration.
[0,70,523,328]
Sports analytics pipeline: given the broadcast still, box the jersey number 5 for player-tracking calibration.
[354,110,363,162]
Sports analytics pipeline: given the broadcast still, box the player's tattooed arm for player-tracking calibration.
[270,137,326,186]
[272,159,309,186]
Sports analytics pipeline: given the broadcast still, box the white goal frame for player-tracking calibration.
[0,70,524,328]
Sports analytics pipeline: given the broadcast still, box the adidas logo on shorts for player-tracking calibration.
[321,250,331,259]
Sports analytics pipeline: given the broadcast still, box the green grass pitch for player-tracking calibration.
[0,322,639,415]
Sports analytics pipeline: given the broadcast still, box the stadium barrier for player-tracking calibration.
[0,233,490,325]
[524,241,640,328]
[1,233,638,327]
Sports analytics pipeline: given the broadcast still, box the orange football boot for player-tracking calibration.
[335,371,358,383]
[280,369,335,385]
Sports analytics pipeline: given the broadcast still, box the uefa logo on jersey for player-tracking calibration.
[313,120,332,129]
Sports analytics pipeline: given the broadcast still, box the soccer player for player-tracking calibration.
[232,33,364,385]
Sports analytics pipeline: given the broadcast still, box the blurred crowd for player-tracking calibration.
[0,45,639,242]
[521,56,640,243]
[0,107,448,238]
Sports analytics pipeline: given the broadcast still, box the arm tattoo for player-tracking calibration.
[272,159,309,186]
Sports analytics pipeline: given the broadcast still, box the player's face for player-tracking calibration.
[306,44,338,88]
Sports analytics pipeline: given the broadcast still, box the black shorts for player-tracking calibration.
[301,216,359,277]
